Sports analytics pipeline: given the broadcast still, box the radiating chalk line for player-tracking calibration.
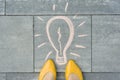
[73,13,78,19]
[53,4,56,11]
[73,15,77,19]
[37,42,46,48]
[37,17,44,21]
[78,21,86,27]
[75,45,86,48]
[58,0,61,2]
[65,2,68,12]
[70,52,80,57]
[45,51,52,61]
[78,34,88,37]
[34,34,41,37]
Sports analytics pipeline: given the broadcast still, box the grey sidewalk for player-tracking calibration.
[0,73,120,80]
[0,0,120,80]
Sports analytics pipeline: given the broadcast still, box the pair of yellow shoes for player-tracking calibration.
[38,59,83,80]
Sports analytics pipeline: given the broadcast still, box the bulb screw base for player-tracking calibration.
[56,57,67,65]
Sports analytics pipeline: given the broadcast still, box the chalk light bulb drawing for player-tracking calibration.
[46,16,74,65]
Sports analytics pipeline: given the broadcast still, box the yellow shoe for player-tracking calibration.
[65,60,83,80]
[38,59,56,80]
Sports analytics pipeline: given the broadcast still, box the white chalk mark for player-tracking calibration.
[75,45,86,48]
[58,0,61,2]
[78,21,86,27]
[45,51,52,61]
[46,16,74,65]
[34,34,41,37]
[37,42,46,48]
[70,52,80,57]
[65,2,68,12]
[78,34,88,37]
[37,17,44,21]
[53,4,56,11]
[57,27,62,55]
[73,13,78,19]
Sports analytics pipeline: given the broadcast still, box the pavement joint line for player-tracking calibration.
[1,14,120,16]
[91,15,92,72]
[33,16,35,72]
[4,0,6,16]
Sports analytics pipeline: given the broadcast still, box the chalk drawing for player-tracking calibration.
[73,15,77,19]
[35,34,41,37]
[53,4,56,11]
[65,2,68,12]
[37,17,44,22]
[58,0,61,2]
[37,42,46,48]
[36,16,88,65]
[78,34,88,37]
[78,21,86,27]
[73,13,79,19]
[45,51,52,61]
[46,16,74,65]
[75,45,86,49]
[70,52,80,57]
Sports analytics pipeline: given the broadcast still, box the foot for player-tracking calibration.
[65,60,83,80]
[43,72,54,80]
[38,59,56,80]
[68,74,79,80]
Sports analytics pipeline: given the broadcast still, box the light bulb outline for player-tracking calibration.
[46,16,74,65]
